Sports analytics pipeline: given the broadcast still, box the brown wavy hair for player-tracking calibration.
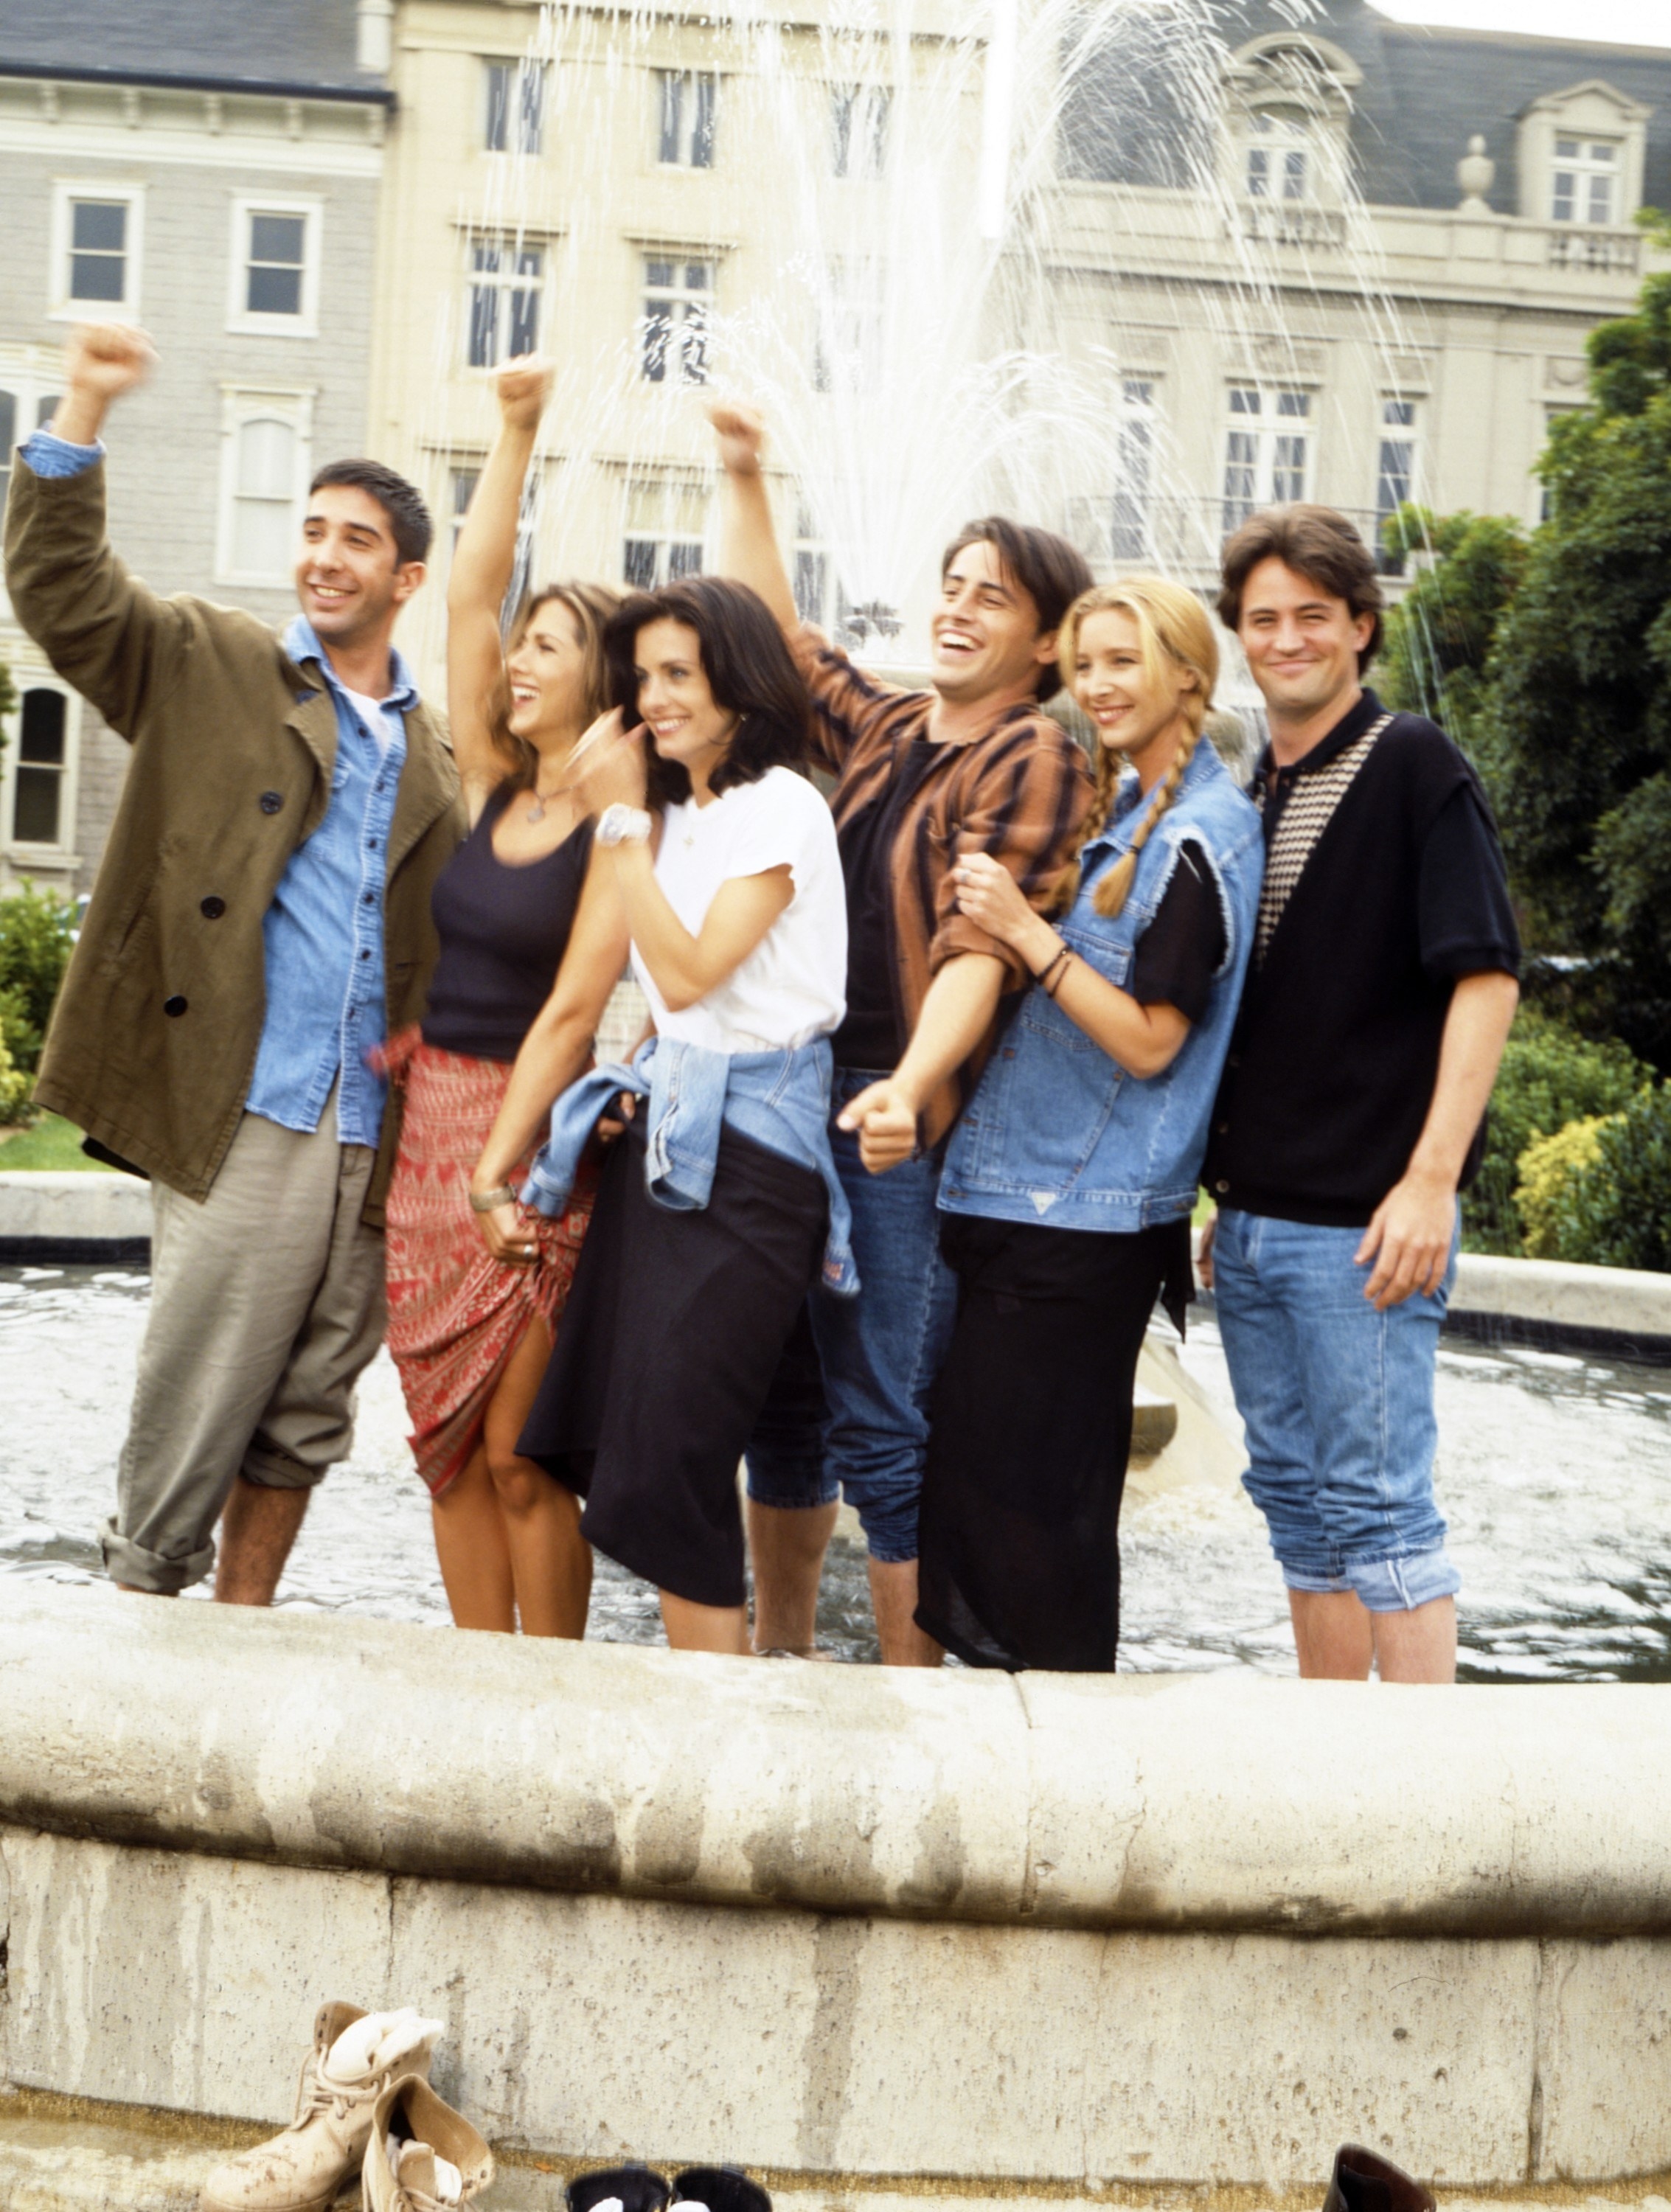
[1053,577,1218,919]
[1217,504,1383,673]
[491,582,622,793]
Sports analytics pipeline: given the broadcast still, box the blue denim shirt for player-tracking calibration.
[942,740,1265,1232]
[523,1033,858,1295]
[20,431,418,1152]
[242,618,417,1147]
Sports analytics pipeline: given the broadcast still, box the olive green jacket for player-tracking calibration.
[3,456,465,1223]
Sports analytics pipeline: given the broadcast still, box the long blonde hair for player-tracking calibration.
[1053,577,1218,919]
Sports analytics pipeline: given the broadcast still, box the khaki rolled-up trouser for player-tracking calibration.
[101,1085,385,1595]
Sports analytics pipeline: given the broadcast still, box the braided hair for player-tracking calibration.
[1050,577,1219,919]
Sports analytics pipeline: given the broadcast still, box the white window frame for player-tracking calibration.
[1,676,81,863]
[214,385,316,588]
[1551,136,1619,226]
[484,57,547,156]
[1110,377,1158,562]
[448,458,540,618]
[1246,111,1310,204]
[639,254,715,386]
[226,195,322,338]
[465,232,547,370]
[830,83,891,180]
[0,349,67,605]
[654,70,718,170]
[1222,382,1313,536]
[622,475,709,590]
[49,180,145,322]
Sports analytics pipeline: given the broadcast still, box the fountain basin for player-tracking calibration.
[2,1582,1669,2194]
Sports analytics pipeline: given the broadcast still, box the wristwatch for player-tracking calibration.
[597,803,653,847]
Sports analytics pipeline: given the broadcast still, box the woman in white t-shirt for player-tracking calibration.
[518,577,849,1654]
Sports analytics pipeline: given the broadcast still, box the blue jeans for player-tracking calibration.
[745,1069,957,1562]
[1212,1208,1462,1612]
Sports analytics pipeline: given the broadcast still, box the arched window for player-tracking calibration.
[229,414,298,578]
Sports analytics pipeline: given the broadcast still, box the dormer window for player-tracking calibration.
[1247,112,1310,203]
[1552,138,1617,226]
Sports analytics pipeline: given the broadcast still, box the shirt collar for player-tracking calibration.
[282,614,420,715]
[1254,686,1387,791]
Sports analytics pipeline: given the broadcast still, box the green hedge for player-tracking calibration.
[1515,1088,1671,1273]
[0,881,76,1079]
[1465,1008,1650,1253]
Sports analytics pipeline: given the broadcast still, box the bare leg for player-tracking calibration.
[1288,1589,1375,1680]
[431,1447,516,1631]
[747,1497,838,1652]
[482,1318,591,1639]
[215,1475,311,1607]
[661,1591,751,1654]
[869,1557,942,1668]
[1372,1596,1457,1683]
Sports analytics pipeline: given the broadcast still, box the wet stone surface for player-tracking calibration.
[2,1265,1669,1680]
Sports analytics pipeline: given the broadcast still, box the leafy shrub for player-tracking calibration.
[1539,1088,1671,1273]
[1465,1008,1649,1252]
[1514,1116,1613,1259]
[0,881,77,1074]
[0,1024,29,1125]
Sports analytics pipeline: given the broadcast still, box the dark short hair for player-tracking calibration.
[1217,504,1384,672]
[605,577,810,809]
[309,459,433,568]
[940,518,1095,699]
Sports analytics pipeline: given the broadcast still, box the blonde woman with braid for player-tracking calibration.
[916,579,1264,1672]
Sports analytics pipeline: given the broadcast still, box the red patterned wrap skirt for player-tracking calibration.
[383,1038,593,1497]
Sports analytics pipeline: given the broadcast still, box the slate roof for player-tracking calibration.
[0,0,383,97]
[1064,0,1671,218]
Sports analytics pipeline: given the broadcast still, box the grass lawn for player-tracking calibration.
[0,1112,111,1171]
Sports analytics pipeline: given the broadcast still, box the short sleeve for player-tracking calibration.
[1417,781,1521,981]
[722,771,828,890]
[1128,841,1226,1023]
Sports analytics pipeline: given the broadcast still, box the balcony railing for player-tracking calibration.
[1076,495,1408,585]
[1546,226,1642,275]
[1237,201,1349,251]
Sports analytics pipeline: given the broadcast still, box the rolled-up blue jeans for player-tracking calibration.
[745,1068,956,1563]
[1212,1207,1462,1612]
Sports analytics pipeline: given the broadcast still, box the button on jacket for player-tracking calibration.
[941,740,1264,1232]
[2,455,465,1221]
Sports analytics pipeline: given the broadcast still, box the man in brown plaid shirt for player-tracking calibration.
[712,404,1092,1665]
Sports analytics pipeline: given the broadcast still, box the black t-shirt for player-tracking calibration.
[1203,690,1520,1228]
[1128,839,1226,1024]
[833,736,940,1071]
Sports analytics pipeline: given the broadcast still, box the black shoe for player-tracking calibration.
[569,2165,672,2212]
[1324,2146,1436,2212]
[673,2166,772,2212]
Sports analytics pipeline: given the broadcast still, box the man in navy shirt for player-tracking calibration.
[1201,504,1520,1683]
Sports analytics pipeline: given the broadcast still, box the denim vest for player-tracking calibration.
[522,1032,858,1295]
[941,740,1263,1233]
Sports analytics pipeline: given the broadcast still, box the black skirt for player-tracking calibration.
[914,1212,1192,1674]
[518,1113,827,1609]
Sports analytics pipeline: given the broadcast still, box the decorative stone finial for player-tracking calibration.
[1457,133,1495,212]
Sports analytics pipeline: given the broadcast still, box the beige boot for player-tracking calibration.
[201,2005,443,2212]
[362,2076,493,2210]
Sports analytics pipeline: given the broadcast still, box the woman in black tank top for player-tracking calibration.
[383,358,629,1639]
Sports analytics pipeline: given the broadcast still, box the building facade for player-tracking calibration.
[0,0,394,894]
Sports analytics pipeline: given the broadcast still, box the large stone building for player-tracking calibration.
[0,0,393,894]
[5,0,1670,886]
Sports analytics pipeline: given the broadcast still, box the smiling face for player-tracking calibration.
[1237,555,1374,729]
[633,617,740,784]
[293,484,423,647]
[1071,606,1198,777]
[931,539,1057,706]
[506,594,591,745]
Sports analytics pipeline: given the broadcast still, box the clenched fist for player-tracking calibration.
[54,322,156,445]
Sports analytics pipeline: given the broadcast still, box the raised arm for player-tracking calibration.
[446,357,552,817]
[3,324,195,737]
[709,402,798,634]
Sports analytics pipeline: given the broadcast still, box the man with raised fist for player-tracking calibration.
[4,323,462,1604]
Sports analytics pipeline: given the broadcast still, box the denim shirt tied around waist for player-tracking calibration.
[523,1032,858,1295]
[941,740,1264,1234]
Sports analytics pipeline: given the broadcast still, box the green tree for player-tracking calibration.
[0,881,77,1074]
[1479,212,1671,1063]
[1378,503,1529,748]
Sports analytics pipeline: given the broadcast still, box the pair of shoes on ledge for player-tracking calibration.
[569,2163,771,2212]
[1325,2146,1438,2212]
[199,2003,490,2212]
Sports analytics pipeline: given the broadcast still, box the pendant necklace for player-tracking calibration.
[526,785,565,824]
